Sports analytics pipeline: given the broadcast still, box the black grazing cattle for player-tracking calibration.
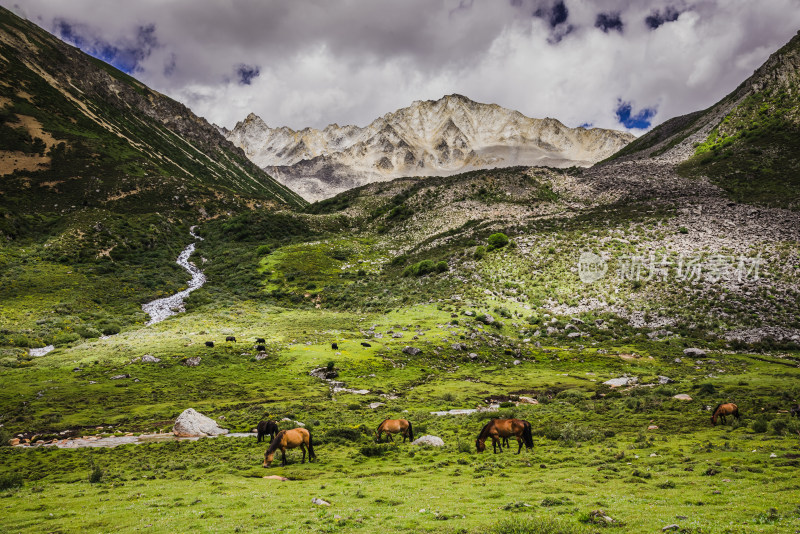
[256,338,266,343]
[205,341,214,347]
[331,343,339,350]
[255,345,266,352]
[361,342,371,347]
[225,336,236,342]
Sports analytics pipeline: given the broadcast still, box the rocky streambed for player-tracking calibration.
[142,226,206,325]
[12,432,256,449]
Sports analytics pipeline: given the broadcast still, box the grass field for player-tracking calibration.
[2,303,799,533]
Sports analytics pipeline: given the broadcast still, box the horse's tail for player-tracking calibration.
[522,421,533,449]
[307,431,316,460]
[407,420,414,442]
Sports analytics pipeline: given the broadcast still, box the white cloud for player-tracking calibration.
[11,0,800,131]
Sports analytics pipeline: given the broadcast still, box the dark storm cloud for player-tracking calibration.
[235,64,260,86]
[10,1,800,133]
[595,12,623,33]
[645,6,682,29]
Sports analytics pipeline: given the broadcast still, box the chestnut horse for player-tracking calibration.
[256,420,279,443]
[263,428,316,467]
[711,403,740,426]
[375,419,414,443]
[476,418,533,454]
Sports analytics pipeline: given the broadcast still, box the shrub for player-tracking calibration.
[751,417,768,433]
[487,232,509,250]
[88,464,103,484]
[0,427,11,446]
[435,260,448,273]
[359,443,390,457]
[76,326,102,339]
[474,246,486,260]
[53,332,80,345]
[325,427,364,444]
[0,473,23,490]
[99,322,121,336]
[697,383,716,395]
[402,260,438,277]
[256,245,271,256]
[489,517,592,534]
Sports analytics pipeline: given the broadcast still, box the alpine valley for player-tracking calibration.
[1,5,800,534]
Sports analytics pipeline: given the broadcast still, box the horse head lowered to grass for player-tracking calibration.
[263,428,316,467]
[476,418,533,454]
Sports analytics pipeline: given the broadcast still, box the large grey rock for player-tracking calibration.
[310,367,338,379]
[402,346,421,356]
[411,435,445,447]
[172,408,229,437]
[673,394,693,401]
[182,356,201,367]
[658,376,674,384]
[141,354,161,363]
[683,348,706,357]
[603,376,638,387]
[451,343,467,351]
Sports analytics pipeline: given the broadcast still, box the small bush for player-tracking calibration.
[751,417,768,433]
[487,232,509,250]
[89,464,103,484]
[360,443,390,457]
[0,473,23,490]
[474,246,486,260]
[489,517,592,534]
[256,245,272,256]
[435,260,448,273]
[697,383,716,395]
[402,260,438,277]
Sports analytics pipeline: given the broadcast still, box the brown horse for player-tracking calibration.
[476,418,533,454]
[711,402,740,426]
[375,419,414,443]
[263,428,316,467]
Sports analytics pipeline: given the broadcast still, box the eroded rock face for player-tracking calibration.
[172,408,228,437]
[228,95,634,201]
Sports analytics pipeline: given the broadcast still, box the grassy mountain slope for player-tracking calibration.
[0,7,304,347]
[604,30,800,209]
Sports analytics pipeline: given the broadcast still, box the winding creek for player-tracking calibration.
[141,225,206,325]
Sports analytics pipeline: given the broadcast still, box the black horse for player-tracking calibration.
[257,420,279,443]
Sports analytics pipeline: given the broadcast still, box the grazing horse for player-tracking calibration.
[205,341,214,347]
[225,336,236,342]
[256,337,266,343]
[263,428,316,467]
[476,418,533,454]
[375,419,414,443]
[711,402,740,426]
[361,342,371,347]
[331,343,339,350]
[256,420,279,443]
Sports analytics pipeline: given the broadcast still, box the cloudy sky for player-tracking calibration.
[8,0,800,133]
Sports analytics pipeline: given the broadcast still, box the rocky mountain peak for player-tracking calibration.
[227,95,635,202]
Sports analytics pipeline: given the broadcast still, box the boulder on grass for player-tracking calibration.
[411,435,444,447]
[172,408,228,437]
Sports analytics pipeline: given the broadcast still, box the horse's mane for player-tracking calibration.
[712,403,724,415]
[376,418,389,432]
[265,430,286,454]
[477,420,495,441]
